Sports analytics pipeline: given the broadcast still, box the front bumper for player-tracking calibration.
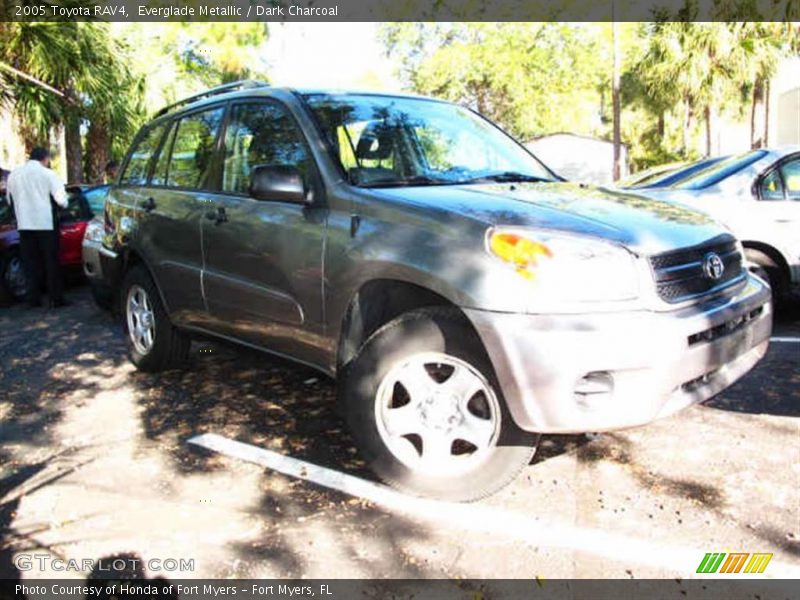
[82,238,104,281]
[465,275,772,433]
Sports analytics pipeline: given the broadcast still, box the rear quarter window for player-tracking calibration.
[120,124,169,185]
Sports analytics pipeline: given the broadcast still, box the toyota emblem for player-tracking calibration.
[703,252,725,281]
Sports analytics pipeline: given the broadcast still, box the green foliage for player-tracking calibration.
[383,20,798,174]
[0,21,268,180]
[382,23,610,141]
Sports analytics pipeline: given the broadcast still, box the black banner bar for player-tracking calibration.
[1,0,798,22]
[2,579,799,600]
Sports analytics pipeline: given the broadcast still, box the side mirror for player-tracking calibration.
[249,165,309,204]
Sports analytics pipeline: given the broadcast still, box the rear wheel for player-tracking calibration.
[340,308,539,501]
[1,249,27,301]
[121,265,189,372]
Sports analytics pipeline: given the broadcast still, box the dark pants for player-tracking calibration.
[19,230,63,306]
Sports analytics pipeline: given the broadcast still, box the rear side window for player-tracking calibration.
[61,191,89,222]
[151,122,177,186]
[120,124,169,185]
[164,107,225,190]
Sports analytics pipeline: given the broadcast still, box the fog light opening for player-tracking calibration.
[574,371,614,410]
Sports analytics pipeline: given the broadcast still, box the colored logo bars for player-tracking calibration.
[696,552,773,574]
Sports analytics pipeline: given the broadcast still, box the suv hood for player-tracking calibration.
[374,182,727,256]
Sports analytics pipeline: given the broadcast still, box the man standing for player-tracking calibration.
[6,147,69,308]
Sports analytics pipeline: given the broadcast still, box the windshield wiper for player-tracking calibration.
[360,176,456,188]
[460,171,551,184]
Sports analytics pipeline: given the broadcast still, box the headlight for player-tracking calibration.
[486,227,640,302]
[84,219,104,243]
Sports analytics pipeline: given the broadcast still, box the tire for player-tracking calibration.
[89,282,114,311]
[121,265,190,372]
[1,248,28,302]
[745,248,787,305]
[340,307,539,501]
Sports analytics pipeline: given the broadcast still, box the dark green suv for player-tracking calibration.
[101,81,771,500]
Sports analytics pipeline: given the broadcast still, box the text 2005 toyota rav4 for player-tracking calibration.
[100,81,771,500]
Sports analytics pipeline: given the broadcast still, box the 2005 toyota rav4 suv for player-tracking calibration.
[100,81,771,501]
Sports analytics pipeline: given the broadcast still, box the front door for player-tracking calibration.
[755,154,800,281]
[201,100,328,364]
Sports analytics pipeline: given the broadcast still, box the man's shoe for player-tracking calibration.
[49,298,71,308]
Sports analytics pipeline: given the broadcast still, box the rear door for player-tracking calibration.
[200,99,328,364]
[114,122,171,238]
[136,105,225,326]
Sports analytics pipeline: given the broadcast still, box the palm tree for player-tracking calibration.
[730,23,793,149]
[0,21,142,181]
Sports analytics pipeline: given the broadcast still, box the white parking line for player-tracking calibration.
[188,433,800,578]
[770,336,800,343]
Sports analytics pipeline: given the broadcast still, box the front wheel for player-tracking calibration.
[121,265,189,372]
[745,248,787,305]
[340,308,539,501]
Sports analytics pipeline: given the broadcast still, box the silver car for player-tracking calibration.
[81,185,114,309]
[642,147,800,302]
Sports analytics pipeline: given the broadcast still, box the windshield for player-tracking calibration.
[303,93,556,187]
[633,156,728,189]
[674,151,767,190]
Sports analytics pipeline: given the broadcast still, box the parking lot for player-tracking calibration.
[1,286,798,581]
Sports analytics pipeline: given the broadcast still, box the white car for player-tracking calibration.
[642,147,800,302]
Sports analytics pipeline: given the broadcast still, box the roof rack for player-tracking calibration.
[154,80,270,117]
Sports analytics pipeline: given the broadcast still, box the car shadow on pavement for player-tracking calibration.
[1,292,439,578]
[130,339,438,577]
[132,339,368,478]
[0,297,128,452]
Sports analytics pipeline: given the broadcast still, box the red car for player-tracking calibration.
[0,185,108,301]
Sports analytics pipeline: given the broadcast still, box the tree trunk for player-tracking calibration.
[682,98,694,156]
[86,120,109,184]
[18,122,43,156]
[704,105,712,156]
[611,19,622,181]
[64,110,83,183]
[764,79,770,147]
[657,112,665,139]
[750,78,763,148]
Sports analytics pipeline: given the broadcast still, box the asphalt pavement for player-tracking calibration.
[0,285,797,581]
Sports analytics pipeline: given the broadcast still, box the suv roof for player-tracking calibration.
[151,80,451,122]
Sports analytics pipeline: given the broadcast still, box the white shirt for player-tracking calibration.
[7,160,68,230]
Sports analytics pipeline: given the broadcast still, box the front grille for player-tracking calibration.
[649,237,745,303]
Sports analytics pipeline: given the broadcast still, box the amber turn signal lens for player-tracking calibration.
[489,232,552,279]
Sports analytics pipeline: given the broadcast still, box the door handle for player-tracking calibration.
[142,197,156,212]
[205,206,228,225]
